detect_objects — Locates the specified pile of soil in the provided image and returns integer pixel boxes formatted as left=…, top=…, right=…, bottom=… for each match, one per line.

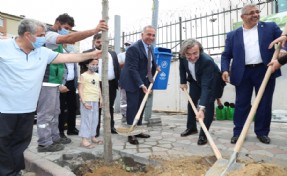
left=75, top=155, right=287, bottom=176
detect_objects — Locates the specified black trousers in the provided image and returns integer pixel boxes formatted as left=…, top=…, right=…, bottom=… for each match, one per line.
left=0, top=112, right=34, bottom=176
left=97, top=79, right=117, bottom=135
left=58, top=80, right=77, bottom=133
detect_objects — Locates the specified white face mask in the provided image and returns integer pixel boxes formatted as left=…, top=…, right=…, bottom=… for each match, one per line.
left=88, top=65, right=98, bottom=72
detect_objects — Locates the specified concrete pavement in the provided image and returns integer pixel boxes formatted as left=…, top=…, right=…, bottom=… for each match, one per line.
left=24, top=112, right=287, bottom=175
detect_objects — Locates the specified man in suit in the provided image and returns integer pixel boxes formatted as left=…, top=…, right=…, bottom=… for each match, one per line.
left=179, top=38, right=223, bottom=145
left=85, top=33, right=120, bottom=136
left=119, top=25, right=159, bottom=145
left=221, top=4, right=284, bottom=144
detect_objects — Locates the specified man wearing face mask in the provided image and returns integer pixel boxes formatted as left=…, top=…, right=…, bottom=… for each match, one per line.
left=117, top=41, right=133, bottom=123
left=83, top=33, right=121, bottom=136
left=0, top=18, right=104, bottom=176
left=36, top=13, right=108, bottom=153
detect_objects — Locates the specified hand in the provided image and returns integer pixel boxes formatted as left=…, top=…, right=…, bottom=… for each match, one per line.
left=95, top=20, right=109, bottom=33
left=222, top=71, right=230, bottom=83
left=83, top=102, right=93, bottom=110
left=267, top=59, right=282, bottom=73
left=196, top=110, right=205, bottom=121
left=279, top=49, right=287, bottom=58
left=268, top=35, right=287, bottom=49
left=59, top=85, right=69, bottom=93
left=216, top=98, right=223, bottom=106
left=91, top=50, right=102, bottom=59
left=156, top=66, right=161, bottom=72
left=180, top=84, right=187, bottom=91
left=142, top=85, right=148, bottom=94
left=99, top=100, right=103, bottom=108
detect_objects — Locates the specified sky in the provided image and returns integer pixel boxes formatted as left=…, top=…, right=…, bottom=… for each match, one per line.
left=1, top=0, right=192, bottom=31
left=1, top=0, right=223, bottom=50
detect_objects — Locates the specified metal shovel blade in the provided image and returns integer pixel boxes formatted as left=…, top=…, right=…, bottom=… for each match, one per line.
left=205, top=153, right=244, bottom=176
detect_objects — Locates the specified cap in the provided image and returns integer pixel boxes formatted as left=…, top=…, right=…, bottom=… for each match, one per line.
left=124, top=40, right=133, bottom=46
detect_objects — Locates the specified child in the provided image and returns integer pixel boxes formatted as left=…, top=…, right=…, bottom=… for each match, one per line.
left=78, top=59, right=103, bottom=149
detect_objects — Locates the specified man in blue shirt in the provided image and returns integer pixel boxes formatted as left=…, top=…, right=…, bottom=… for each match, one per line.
left=0, top=18, right=106, bottom=176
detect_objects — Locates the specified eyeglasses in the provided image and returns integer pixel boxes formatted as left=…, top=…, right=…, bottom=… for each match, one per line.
left=91, top=79, right=95, bottom=85
left=244, top=10, right=261, bottom=16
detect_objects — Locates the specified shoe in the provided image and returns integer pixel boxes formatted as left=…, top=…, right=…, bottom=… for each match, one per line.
left=231, top=136, right=239, bottom=144
left=197, top=136, right=207, bottom=145
left=128, top=136, right=139, bottom=145
left=111, top=127, right=118, bottom=134
left=54, top=136, right=71, bottom=144
left=135, top=133, right=150, bottom=138
left=60, top=132, right=67, bottom=138
left=37, top=143, right=64, bottom=152
left=67, top=129, right=79, bottom=135
left=257, top=135, right=270, bottom=144
left=180, top=128, right=198, bottom=137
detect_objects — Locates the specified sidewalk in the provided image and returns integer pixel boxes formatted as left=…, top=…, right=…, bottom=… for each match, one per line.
left=24, top=112, right=287, bottom=175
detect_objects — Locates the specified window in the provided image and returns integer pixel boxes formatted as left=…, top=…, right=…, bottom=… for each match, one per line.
left=278, top=0, right=287, bottom=13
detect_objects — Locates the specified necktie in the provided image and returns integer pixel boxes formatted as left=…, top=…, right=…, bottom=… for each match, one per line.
left=147, top=46, right=153, bottom=83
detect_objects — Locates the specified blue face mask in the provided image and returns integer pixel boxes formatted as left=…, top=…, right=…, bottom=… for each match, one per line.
left=31, top=37, right=46, bottom=49
left=58, top=28, right=69, bottom=35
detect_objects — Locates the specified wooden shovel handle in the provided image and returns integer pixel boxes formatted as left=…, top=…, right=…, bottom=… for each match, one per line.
left=132, top=71, right=159, bottom=126
left=234, top=43, right=281, bottom=152
left=183, top=89, right=222, bottom=159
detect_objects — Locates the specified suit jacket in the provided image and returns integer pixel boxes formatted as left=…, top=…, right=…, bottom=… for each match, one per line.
left=62, top=63, right=78, bottom=88
left=82, top=48, right=121, bottom=88
left=119, top=40, right=157, bottom=92
left=221, top=21, right=282, bottom=86
left=180, top=52, right=223, bottom=106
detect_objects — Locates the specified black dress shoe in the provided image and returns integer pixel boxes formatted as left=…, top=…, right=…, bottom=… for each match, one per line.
left=67, top=129, right=79, bottom=135
left=197, top=136, right=207, bottom=145
left=231, top=136, right=239, bottom=144
left=257, top=135, right=270, bottom=144
left=111, top=128, right=118, bottom=134
left=180, top=128, right=198, bottom=137
left=135, top=133, right=150, bottom=138
left=128, top=136, right=139, bottom=145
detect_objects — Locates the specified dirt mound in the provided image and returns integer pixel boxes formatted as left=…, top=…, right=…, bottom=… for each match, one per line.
left=228, top=163, right=287, bottom=176
left=76, top=155, right=287, bottom=176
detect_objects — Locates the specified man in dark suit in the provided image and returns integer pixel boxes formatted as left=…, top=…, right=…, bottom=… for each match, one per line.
left=119, top=25, right=159, bottom=145
left=83, top=33, right=121, bottom=135
left=221, top=4, right=284, bottom=144
left=179, top=38, right=223, bottom=145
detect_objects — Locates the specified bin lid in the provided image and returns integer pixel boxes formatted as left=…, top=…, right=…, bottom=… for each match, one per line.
left=154, top=47, right=172, bottom=55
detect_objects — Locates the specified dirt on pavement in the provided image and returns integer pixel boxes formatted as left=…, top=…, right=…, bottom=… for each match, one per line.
left=75, top=155, right=287, bottom=176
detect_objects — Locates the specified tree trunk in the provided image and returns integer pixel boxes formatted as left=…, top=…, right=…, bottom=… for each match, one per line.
left=101, top=0, right=113, bottom=163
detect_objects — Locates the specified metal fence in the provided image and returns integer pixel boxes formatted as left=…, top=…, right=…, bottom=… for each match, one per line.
left=112, top=1, right=276, bottom=57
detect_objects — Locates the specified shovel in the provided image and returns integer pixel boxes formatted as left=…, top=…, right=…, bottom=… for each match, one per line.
left=183, top=88, right=222, bottom=160
left=117, top=71, right=159, bottom=136
left=205, top=43, right=281, bottom=176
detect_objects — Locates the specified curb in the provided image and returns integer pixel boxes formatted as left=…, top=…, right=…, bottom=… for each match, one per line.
left=24, top=151, right=75, bottom=176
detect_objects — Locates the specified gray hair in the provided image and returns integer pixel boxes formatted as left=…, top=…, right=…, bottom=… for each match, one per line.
left=18, top=18, right=46, bottom=36
left=179, top=38, right=203, bottom=56
left=142, top=25, right=156, bottom=33
left=241, top=4, right=258, bottom=15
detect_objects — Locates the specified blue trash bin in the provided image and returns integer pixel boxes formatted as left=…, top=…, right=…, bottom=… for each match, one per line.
left=153, top=47, right=173, bottom=90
